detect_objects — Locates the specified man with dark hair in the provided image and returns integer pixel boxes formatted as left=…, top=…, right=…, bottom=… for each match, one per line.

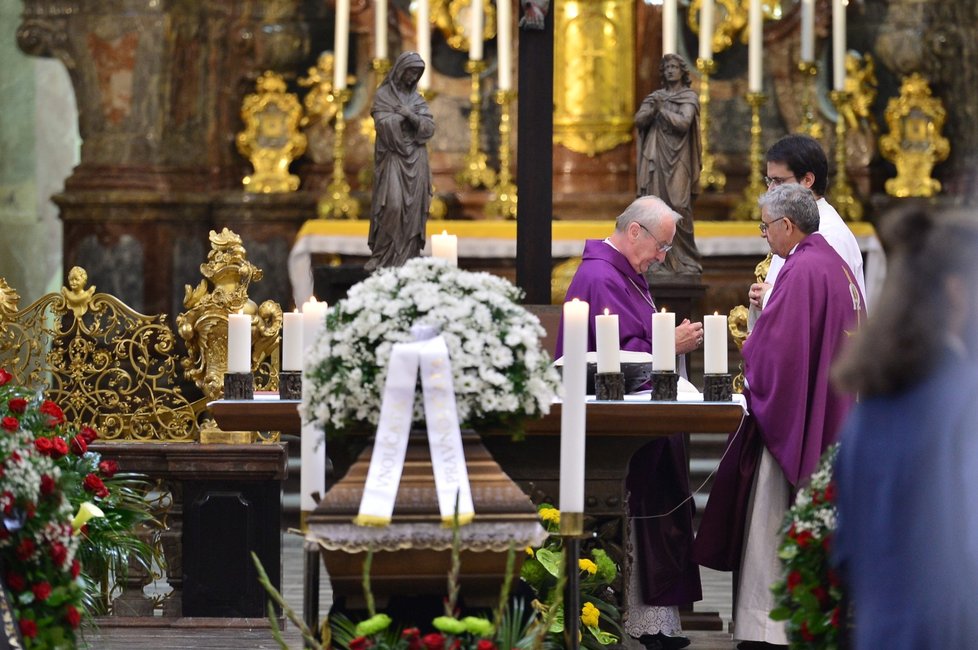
left=748, top=134, right=866, bottom=321
left=694, top=184, right=866, bottom=649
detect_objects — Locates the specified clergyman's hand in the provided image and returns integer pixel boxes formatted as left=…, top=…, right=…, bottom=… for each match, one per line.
left=675, top=318, right=704, bottom=355
left=749, top=282, right=772, bottom=310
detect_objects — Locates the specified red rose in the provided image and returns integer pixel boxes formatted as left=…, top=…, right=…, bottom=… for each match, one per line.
left=811, top=490, right=823, bottom=505
left=1, top=416, right=18, bottom=432
left=39, top=400, right=65, bottom=427
left=5, top=572, right=25, bottom=593
left=32, top=582, right=51, bottom=601
left=402, top=627, right=423, bottom=650
left=64, top=604, right=81, bottom=629
left=98, top=459, right=119, bottom=478
left=19, top=619, right=37, bottom=639
left=40, top=474, right=56, bottom=496
left=824, top=481, right=837, bottom=502
left=822, top=533, right=833, bottom=552
left=795, top=530, right=814, bottom=548
left=70, top=434, right=88, bottom=455
left=422, top=632, right=446, bottom=650
left=786, top=570, right=802, bottom=592
left=79, top=425, right=99, bottom=444
left=349, top=637, right=373, bottom=650
left=70, top=558, right=81, bottom=578
left=830, top=606, right=841, bottom=628
left=7, top=398, right=27, bottom=414
left=33, top=437, right=53, bottom=455
left=83, top=473, right=109, bottom=498
left=800, top=621, right=815, bottom=642
left=51, top=542, right=68, bottom=567
left=812, top=586, right=829, bottom=606
left=16, top=538, right=35, bottom=561
left=476, top=641, right=497, bottom=650
left=0, top=369, right=12, bottom=386
left=51, top=436, right=69, bottom=458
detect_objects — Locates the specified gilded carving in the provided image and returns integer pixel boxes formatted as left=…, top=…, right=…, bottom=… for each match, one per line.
left=431, top=0, right=497, bottom=52
left=236, top=71, right=307, bottom=193
left=298, top=52, right=342, bottom=128
left=554, top=0, right=634, bottom=157
left=879, top=73, right=949, bottom=198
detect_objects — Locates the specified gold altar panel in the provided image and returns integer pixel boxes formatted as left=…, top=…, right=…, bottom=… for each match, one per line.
left=554, top=0, right=635, bottom=158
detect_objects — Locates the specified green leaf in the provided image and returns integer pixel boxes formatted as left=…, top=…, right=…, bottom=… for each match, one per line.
left=535, top=548, right=563, bottom=578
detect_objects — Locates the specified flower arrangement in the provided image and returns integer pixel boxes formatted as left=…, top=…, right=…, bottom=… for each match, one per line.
left=0, top=368, right=157, bottom=646
left=519, top=505, right=622, bottom=649
left=770, top=444, right=843, bottom=649
left=300, top=258, right=560, bottom=434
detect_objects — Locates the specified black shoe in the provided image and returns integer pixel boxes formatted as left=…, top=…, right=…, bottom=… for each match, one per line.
left=639, top=633, right=691, bottom=650
left=736, top=642, right=788, bottom=650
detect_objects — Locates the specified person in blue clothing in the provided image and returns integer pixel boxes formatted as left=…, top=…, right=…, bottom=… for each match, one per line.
left=832, top=203, right=978, bottom=649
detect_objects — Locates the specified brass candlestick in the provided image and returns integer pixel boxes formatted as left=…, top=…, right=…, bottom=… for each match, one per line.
left=732, top=92, right=768, bottom=221
left=318, top=87, right=361, bottom=219
left=419, top=88, right=449, bottom=219
left=696, top=57, right=727, bottom=192
left=828, top=90, right=864, bottom=221
left=798, top=60, right=823, bottom=139
left=485, top=89, right=518, bottom=219
left=456, top=60, right=496, bottom=190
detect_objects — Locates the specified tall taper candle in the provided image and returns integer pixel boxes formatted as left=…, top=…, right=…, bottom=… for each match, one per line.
left=595, top=309, right=621, bottom=374
left=469, top=0, right=484, bottom=61
left=703, top=312, right=728, bottom=374
left=417, top=0, right=432, bottom=89
left=698, top=0, right=714, bottom=62
left=302, top=298, right=329, bottom=353
left=800, top=0, right=815, bottom=62
left=497, top=0, right=512, bottom=90
left=662, top=0, right=678, bottom=55
left=748, top=0, right=763, bottom=92
left=227, top=312, right=252, bottom=374
left=282, top=311, right=303, bottom=371
left=431, top=230, right=458, bottom=266
left=832, top=0, right=846, bottom=91
left=374, top=0, right=388, bottom=59
left=334, top=0, right=351, bottom=90
left=652, top=308, right=676, bottom=372
left=560, top=298, right=588, bottom=515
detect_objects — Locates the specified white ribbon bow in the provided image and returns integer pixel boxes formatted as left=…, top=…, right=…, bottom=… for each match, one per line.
left=354, top=335, right=474, bottom=527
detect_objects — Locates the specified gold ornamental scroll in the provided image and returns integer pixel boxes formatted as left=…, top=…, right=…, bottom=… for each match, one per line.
left=554, top=0, right=635, bottom=157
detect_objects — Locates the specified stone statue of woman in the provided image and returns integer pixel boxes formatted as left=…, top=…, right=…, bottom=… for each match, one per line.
left=365, top=51, right=436, bottom=272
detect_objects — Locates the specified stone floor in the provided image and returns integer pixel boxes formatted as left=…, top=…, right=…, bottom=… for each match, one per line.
left=80, top=531, right=740, bottom=649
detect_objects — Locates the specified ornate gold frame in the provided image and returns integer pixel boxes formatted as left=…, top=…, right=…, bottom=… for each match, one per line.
left=879, top=73, right=949, bottom=198
left=236, top=71, right=307, bottom=193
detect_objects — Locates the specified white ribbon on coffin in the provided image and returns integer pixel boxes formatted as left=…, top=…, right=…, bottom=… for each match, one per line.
left=354, top=334, right=475, bottom=527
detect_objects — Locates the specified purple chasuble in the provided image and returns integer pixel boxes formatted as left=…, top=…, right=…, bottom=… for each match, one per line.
left=555, top=239, right=702, bottom=606
left=693, top=233, right=865, bottom=571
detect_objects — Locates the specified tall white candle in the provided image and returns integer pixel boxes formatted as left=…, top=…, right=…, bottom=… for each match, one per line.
left=469, top=0, right=484, bottom=61
left=698, top=0, right=714, bottom=62
left=703, top=312, right=728, bottom=375
left=302, top=297, right=329, bottom=353
left=334, top=0, right=351, bottom=90
left=497, top=0, right=512, bottom=90
left=595, top=309, right=621, bottom=374
left=662, top=0, right=678, bottom=56
left=832, top=0, right=846, bottom=91
left=652, top=308, right=676, bottom=372
left=374, top=0, right=388, bottom=59
left=227, top=312, right=252, bottom=374
left=560, top=298, right=588, bottom=515
left=282, top=311, right=303, bottom=371
left=431, top=230, right=458, bottom=266
left=800, top=0, right=815, bottom=62
left=748, top=0, right=763, bottom=92
left=417, top=0, right=432, bottom=90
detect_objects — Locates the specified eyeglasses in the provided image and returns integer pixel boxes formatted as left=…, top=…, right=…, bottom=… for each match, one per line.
left=637, top=223, right=673, bottom=253
left=764, top=175, right=796, bottom=187
left=759, top=216, right=788, bottom=233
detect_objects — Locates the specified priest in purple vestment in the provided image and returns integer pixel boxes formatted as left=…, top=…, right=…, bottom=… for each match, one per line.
left=692, top=184, right=865, bottom=649
left=555, top=195, right=703, bottom=650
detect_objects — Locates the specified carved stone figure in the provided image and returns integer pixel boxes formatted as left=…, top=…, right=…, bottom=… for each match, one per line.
left=365, top=52, right=435, bottom=272
left=635, top=54, right=703, bottom=276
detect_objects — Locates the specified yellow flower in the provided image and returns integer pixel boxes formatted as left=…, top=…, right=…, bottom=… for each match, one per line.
left=539, top=507, right=560, bottom=525
left=578, top=558, right=597, bottom=575
left=581, top=601, right=600, bottom=628
left=525, top=546, right=535, bottom=557
left=72, top=501, right=105, bottom=534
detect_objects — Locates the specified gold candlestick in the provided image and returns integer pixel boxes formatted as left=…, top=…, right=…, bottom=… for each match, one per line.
left=419, top=88, right=448, bottom=219
left=456, top=60, right=496, bottom=190
left=827, top=90, right=863, bottom=221
left=733, top=92, right=768, bottom=221
left=696, top=58, right=727, bottom=192
left=798, top=60, right=823, bottom=139
left=485, top=89, right=518, bottom=219
left=318, top=87, right=360, bottom=219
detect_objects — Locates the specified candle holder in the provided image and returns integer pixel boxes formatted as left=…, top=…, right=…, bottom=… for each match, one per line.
left=456, top=60, right=496, bottom=190
left=420, top=88, right=449, bottom=219
left=223, top=371, right=255, bottom=400
left=594, top=371, right=625, bottom=401
left=650, top=370, right=679, bottom=401
left=797, top=60, right=823, bottom=139
left=827, top=90, right=864, bottom=222
left=562, top=532, right=583, bottom=650
left=279, top=370, right=302, bottom=400
left=732, top=92, right=768, bottom=221
left=318, top=87, right=361, bottom=220
left=696, top=58, right=727, bottom=192
left=703, top=373, right=733, bottom=402
left=485, top=89, right=518, bottom=219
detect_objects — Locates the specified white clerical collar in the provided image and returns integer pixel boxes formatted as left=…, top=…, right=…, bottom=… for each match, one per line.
left=603, top=237, right=622, bottom=253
